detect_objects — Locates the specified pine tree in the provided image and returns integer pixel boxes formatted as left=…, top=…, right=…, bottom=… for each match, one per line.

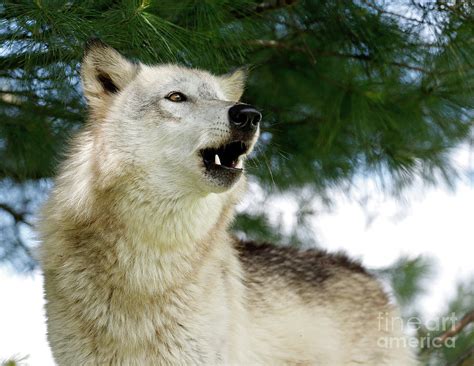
left=1, top=1, right=473, bottom=363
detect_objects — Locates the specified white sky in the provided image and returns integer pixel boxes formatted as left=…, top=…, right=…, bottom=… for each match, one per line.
left=316, top=182, right=474, bottom=318
left=0, top=154, right=473, bottom=365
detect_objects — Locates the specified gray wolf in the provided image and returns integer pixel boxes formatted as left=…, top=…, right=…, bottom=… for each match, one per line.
left=39, top=40, right=417, bottom=365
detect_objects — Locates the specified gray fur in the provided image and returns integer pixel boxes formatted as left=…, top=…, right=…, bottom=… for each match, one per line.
left=39, top=42, right=417, bottom=366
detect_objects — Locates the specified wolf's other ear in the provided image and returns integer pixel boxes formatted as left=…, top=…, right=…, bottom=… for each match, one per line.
left=81, top=39, right=139, bottom=107
left=218, top=68, right=248, bottom=102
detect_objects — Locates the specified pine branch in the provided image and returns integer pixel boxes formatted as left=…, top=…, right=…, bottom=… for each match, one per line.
left=438, top=309, right=474, bottom=343
left=316, top=51, right=429, bottom=74
left=246, top=39, right=430, bottom=73
left=362, top=0, right=439, bottom=27
left=448, top=347, right=474, bottom=366
left=246, top=39, right=306, bottom=52
left=232, top=0, right=298, bottom=19
left=0, top=203, right=32, bottom=227
left=0, top=49, right=78, bottom=70
left=11, top=235, right=36, bottom=267
left=254, top=0, right=298, bottom=13
left=0, top=204, right=36, bottom=266
left=0, top=97, right=83, bottom=122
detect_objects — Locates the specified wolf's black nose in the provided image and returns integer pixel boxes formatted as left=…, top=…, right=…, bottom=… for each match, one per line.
left=228, top=104, right=262, bottom=133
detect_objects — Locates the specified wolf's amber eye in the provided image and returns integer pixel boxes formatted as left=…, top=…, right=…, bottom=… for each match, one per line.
left=166, top=92, right=187, bottom=102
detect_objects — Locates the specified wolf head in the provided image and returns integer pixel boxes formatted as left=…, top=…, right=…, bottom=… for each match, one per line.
left=81, top=40, right=261, bottom=198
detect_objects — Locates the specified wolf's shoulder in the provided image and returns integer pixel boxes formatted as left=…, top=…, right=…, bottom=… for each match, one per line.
left=234, top=239, right=371, bottom=287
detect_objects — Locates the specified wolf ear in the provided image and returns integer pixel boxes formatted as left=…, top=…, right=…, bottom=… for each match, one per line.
left=218, top=68, right=248, bottom=102
left=81, top=39, right=139, bottom=108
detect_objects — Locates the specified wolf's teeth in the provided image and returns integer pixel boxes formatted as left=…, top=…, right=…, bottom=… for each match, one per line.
left=236, top=159, right=243, bottom=169
left=215, top=154, right=221, bottom=165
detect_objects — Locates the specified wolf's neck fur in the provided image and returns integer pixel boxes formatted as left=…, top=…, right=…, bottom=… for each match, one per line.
left=48, top=129, right=239, bottom=293
left=117, top=188, right=226, bottom=248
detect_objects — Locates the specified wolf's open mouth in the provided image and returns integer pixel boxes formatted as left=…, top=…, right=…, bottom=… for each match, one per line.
left=200, top=141, right=249, bottom=171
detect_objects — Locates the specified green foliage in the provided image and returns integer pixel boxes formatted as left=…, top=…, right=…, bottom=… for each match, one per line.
left=0, top=2, right=473, bottom=363
left=3, top=1, right=472, bottom=261
left=419, top=279, right=474, bottom=366
left=379, top=255, right=435, bottom=310
left=381, top=258, right=474, bottom=366
left=1, top=355, right=29, bottom=366
left=435, top=281, right=474, bottom=366
left=1, top=0, right=473, bottom=189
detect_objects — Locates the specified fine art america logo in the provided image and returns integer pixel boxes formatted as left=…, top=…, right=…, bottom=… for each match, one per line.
left=377, top=312, right=462, bottom=349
